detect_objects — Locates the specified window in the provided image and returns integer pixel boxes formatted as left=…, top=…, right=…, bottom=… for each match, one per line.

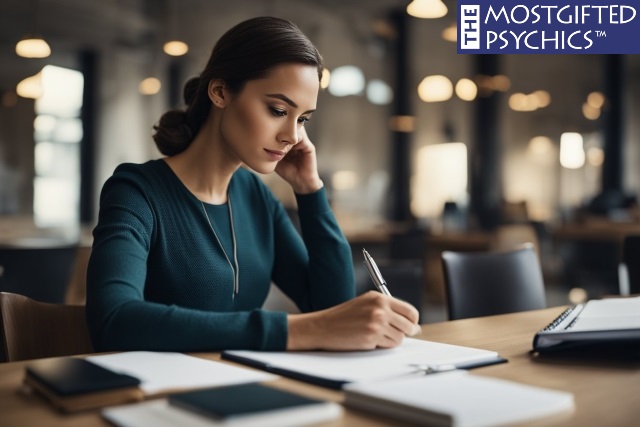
left=33, top=65, right=84, bottom=226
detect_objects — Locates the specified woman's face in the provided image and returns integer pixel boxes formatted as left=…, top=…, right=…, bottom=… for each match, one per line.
left=218, top=63, right=320, bottom=174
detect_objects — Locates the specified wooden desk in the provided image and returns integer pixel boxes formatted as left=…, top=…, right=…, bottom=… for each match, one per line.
left=1, top=307, right=638, bottom=426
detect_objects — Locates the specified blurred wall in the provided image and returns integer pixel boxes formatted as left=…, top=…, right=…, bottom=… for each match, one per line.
left=0, top=0, right=639, bottom=227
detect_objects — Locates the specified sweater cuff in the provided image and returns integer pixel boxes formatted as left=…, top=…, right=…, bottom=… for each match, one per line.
left=259, top=310, right=289, bottom=351
left=295, top=187, right=330, bottom=216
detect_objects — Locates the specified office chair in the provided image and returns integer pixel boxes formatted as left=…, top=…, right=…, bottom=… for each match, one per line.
left=0, top=244, right=78, bottom=304
left=441, top=244, right=546, bottom=320
left=621, top=235, right=640, bottom=295
left=0, top=292, right=93, bottom=362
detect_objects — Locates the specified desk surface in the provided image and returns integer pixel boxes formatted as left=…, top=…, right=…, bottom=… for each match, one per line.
left=1, top=307, right=639, bottom=426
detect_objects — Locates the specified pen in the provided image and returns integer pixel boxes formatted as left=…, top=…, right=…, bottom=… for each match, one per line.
left=362, top=248, right=392, bottom=296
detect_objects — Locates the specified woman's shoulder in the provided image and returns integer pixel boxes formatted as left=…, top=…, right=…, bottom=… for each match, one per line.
left=108, top=159, right=170, bottom=186
left=101, top=159, right=171, bottom=199
left=112, top=159, right=166, bottom=178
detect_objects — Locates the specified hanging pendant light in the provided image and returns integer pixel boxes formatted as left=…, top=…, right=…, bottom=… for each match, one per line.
left=407, top=0, right=448, bottom=19
left=16, top=0, right=51, bottom=58
left=16, top=35, right=51, bottom=58
left=163, top=41, right=189, bottom=56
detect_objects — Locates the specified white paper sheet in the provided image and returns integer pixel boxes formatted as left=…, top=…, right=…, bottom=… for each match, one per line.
left=87, top=352, right=276, bottom=395
left=225, top=338, right=501, bottom=384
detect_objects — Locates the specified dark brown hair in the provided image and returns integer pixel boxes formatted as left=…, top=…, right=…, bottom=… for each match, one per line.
left=153, top=16, right=324, bottom=156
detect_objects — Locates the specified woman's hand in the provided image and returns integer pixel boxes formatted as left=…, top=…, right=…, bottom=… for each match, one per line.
left=287, top=292, right=421, bottom=351
left=275, top=127, right=323, bottom=194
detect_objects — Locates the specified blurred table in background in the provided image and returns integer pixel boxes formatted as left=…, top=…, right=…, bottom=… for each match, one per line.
left=552, top=219, right=640, bottom=246
left=551, top=218, right=640, bottom=297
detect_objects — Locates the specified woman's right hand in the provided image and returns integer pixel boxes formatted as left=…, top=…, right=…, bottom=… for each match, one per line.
left=287, top=292, right=421, bottom=351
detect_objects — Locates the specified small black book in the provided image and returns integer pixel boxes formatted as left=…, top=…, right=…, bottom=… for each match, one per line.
left=26, top=357, right=141, bottom=396
left=168, top=383, right=341, bottom=424
left=24, top=358, right=143, bottom=412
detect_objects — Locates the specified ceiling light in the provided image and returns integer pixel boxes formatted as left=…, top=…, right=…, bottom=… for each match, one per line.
left=455, top=79, right=477, bottom=101
left=442, top=23, right=457, bottom=42
left=139, top=78, right=162, bottom=95
left=582, top=102, right=601, bottom=120
left=418, top=75, right=453, bottom=102
left=320, top=69, right=331, bottom=89
left=407, top=0, right=448, bottom=19
left=16, top=72, right=43, bottom=99
left=16, top=36, right=51, bottom=58
left=366, top=80, right=393, bottom=105
left=163, top=41, right=189, bottom=56
left=532, top=90, right=551, bottom=108
left=587, top=91, right=605, bottom=109
left=328, top=66, right=364, bottom=97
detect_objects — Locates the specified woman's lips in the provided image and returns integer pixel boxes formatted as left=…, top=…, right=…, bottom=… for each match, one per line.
left=264, top=148, right=285, bottom=161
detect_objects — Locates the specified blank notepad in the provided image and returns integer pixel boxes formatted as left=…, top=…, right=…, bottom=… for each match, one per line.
left=344, top=370, right=574, bottom=427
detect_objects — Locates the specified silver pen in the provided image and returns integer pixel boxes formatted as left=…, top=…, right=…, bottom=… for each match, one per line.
left=362, top=248, right=392, bottom=296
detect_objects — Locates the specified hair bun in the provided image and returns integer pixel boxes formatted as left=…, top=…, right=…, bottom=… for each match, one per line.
left=152, top=110, right=193, bottom=156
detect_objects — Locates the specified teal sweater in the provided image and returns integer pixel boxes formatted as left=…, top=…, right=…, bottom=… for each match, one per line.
left=86, top=160, right=355, bottom=352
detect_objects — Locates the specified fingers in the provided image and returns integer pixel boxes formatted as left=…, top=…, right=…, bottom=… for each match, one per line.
left=389, top=297, right=420, bottom=325
left=363, top=292, right=420, bottom=343
left=388, top=310, right=421, bottom=337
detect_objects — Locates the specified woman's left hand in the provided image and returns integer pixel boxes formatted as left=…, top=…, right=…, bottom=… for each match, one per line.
left=275, top=127, right=324, bottom=194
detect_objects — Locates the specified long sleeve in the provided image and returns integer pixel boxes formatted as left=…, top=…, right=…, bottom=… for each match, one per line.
left=86, top=163, right=287, bottom=352
left=269, top=187, right=356, bottom=312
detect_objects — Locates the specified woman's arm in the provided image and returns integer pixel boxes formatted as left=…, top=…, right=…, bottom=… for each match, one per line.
left=271, top=131, right=420, bottom=350
left=86, top=170, right=288, bottom=352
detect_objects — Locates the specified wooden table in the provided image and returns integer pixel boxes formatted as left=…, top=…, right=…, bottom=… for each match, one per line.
left=1, top=307, right=638, bottom=426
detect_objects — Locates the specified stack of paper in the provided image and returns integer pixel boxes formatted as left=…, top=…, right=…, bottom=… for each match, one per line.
left=344, top=370, right=574, bottom=427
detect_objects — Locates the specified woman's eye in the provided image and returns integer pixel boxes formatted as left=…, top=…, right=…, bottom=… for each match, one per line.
left=269, top=107, right=287, bottom=117
left=298, top=116, right=311, bottom=125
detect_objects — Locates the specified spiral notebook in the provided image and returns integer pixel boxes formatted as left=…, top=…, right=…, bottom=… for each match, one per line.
left=533, top=296, right=640, bottom=352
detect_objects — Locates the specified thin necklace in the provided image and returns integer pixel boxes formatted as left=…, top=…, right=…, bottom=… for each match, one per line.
left=200, top=196, right=240, bottom=298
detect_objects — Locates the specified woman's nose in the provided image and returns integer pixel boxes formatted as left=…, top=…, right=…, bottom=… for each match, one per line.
left=278, top=120, right=299, bottom=145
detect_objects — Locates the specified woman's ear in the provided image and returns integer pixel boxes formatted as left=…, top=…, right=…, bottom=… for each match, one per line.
left=208, top=79, right=227, bottom=107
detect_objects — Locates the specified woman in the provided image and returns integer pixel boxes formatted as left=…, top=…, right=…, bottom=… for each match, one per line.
left=86, top=16, right=419, bottom=353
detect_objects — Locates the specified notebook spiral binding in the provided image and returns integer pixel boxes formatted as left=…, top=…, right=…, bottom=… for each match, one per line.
left=541, top=307, right=574, bottom=332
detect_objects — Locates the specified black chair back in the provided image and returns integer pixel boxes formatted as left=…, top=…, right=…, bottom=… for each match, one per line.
left=441, top=244, right=546, bottom=320
left=0, top=244, right=77, bottom=304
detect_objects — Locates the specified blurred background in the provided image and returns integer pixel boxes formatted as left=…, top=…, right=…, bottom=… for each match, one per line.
left=1, top=0, right=639, bottom=321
